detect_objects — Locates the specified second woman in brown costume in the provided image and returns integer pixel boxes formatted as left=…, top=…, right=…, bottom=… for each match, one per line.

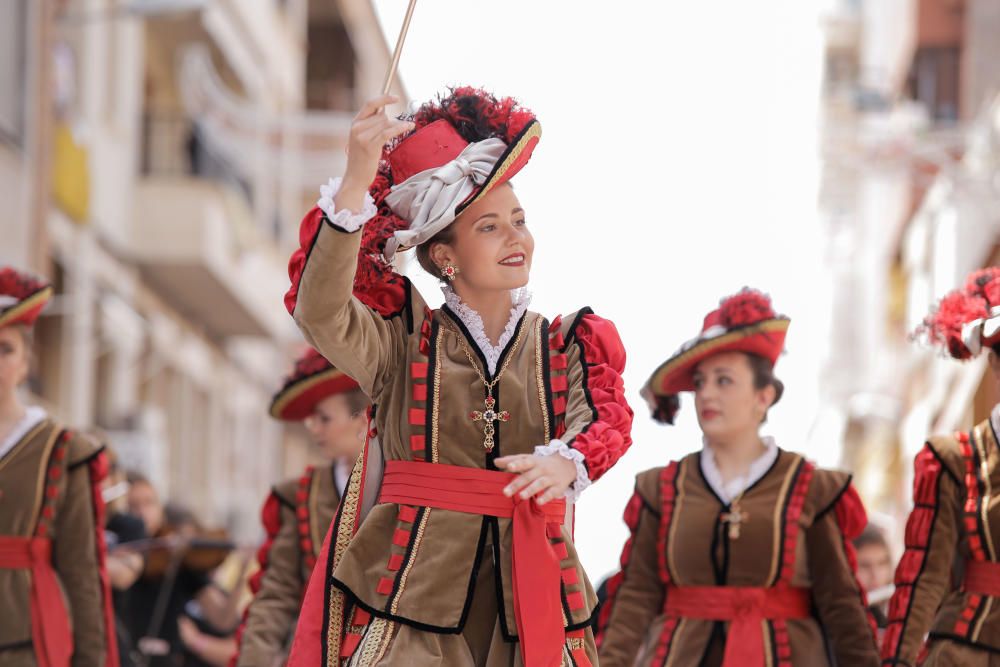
left=597, top=289, right=880, bottom=667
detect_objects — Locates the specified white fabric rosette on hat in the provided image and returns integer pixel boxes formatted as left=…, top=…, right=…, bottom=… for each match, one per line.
left=382, top=138, right=507, bottom=261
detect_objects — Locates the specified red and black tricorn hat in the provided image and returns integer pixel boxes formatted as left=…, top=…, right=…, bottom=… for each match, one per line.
left=916, top=266, right=1000, bottom=360
left=269, top=348, right=360, bottom=421
left=643, top=288, right=790, bottom=424
left=0, top=267, right=53, bottom=329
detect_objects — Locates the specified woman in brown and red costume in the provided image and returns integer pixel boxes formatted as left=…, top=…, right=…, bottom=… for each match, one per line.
left=230, top=348, right=369, bottom=667
left=281, top=87, right=633, bottom=666
left=882, top=267, right=1000, bottom=666
left=0, top=267, right=118, bottom=667
left=596, top=289, right=880, bottom=667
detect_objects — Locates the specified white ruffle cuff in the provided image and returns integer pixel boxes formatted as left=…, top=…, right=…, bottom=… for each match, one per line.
left=317, top=177, right=377, bottom=232
left=534, top=439, right=591, bottom=503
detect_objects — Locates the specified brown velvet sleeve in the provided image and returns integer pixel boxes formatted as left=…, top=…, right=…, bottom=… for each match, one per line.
left=237, top=499, right=302, bottom=667
left=881, top=441, right=962, bottom=666
left=805, top=481, right=881, bottom=666
left=292, top=220, right=414, bottom=399
left=597, top=470, right=664, bottom=667
left=57, top=453, right=107, bottom=667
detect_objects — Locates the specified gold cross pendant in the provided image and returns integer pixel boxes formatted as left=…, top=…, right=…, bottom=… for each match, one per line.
left=469, top=396, right=510, bottom=452
left=720, top=503, right=749, bottom=540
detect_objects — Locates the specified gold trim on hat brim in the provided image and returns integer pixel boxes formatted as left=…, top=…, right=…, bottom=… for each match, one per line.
left=269, top=368, right=359, bottom=421
left=646, top=318, right=791, bottom=398
left=0, top=286, right=53, bottom=329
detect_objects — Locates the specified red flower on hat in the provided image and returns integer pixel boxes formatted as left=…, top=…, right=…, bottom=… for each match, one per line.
left=965, top=267, right=1000, bottom=307
left=290, top=348, right=332, bottom=380
left=719, top=288, right=777, bottom=328
left=919, top=290, right=990, bottom=360
left=0, top=267, right=48, bottom=301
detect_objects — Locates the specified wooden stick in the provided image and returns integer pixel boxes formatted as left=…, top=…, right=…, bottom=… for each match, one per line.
left=382, top=0, right=419, bottom=96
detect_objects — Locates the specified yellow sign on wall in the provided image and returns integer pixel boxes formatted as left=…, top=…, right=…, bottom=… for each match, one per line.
left=51, top=123, right=90, bottom=224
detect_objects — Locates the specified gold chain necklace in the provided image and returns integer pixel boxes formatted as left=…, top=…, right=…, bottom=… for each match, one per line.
left=447, top=319, right=528, bottom=451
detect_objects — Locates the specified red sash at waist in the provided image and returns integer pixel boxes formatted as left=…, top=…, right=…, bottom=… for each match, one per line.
left=0, top=536, right=72, bottom=667
left=665, top=584, right=811, bottom=667
left=964, top=559, right=1000, bottom=596
left=379, top=459, right=567, bottom=667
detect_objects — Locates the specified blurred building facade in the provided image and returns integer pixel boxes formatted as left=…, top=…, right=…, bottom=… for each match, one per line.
left=0, top=0, right=403, bottom=541
left=819, top=0, right=1000, bottom=530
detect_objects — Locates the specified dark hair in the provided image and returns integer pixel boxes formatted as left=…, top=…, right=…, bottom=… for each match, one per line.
left=853, top=524, right=889, bottom=552
left=993, top=342, right=1000, bottom=357
left=415, top=225, right=457, bottom=282
left=745, top=353, right=784, bottom=422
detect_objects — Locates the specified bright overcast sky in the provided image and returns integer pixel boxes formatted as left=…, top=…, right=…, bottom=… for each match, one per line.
left=375, top=1, right=829, bottom=580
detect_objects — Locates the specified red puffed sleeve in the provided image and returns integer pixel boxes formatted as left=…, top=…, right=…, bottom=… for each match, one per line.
left=560, top=311, right=634, bottom=481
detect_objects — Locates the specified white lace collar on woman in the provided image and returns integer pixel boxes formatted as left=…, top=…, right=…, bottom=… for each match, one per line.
left=441, top=285, right=531, bottom=375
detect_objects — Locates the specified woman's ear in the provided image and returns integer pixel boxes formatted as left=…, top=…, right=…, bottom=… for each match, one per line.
left=428, top=242, right=451, bottom=272
left=758, top=383, right=777, bottom=413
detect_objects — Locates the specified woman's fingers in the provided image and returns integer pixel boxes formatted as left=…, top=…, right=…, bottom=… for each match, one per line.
left=503, top=465, right=540, bottom=496
left=496, top=455, right=535, bottom=473
left=517, top=476, right=552, bottom=500
left=356, top=95, right=399, bottom=120
left=380, top=120, right=415, bottom=144
left=536, top=487, right=561, bottom=506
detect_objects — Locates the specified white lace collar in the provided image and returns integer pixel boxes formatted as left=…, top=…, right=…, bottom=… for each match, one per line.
left=441, top=285, right=531, bottom=375
left=699, top=436, right=779, bottom=505
left=0, top=406, right=47, bottom=462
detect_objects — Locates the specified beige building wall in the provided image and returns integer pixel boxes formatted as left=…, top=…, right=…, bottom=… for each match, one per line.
left=819, top=0, right=1000, bottom=541
left=0, top=0, right=401, bottom=543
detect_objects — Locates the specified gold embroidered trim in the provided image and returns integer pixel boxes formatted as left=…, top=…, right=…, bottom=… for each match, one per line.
left=389, top=508, right=430, bottom=615
left=566, top=637, right=585, bottom=650
left=326, top=452, right=367, bottom=665
left=466, top=122, right=542, bottom=208
left=667, top=460, right=688, bottom=584
left=431, top=331, right=443, bottom=463
left=765, top=455, right=801, bottom=585
left=534, top=316, right=551, bottom=440
left=355, top=617, right=390, bottom=666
